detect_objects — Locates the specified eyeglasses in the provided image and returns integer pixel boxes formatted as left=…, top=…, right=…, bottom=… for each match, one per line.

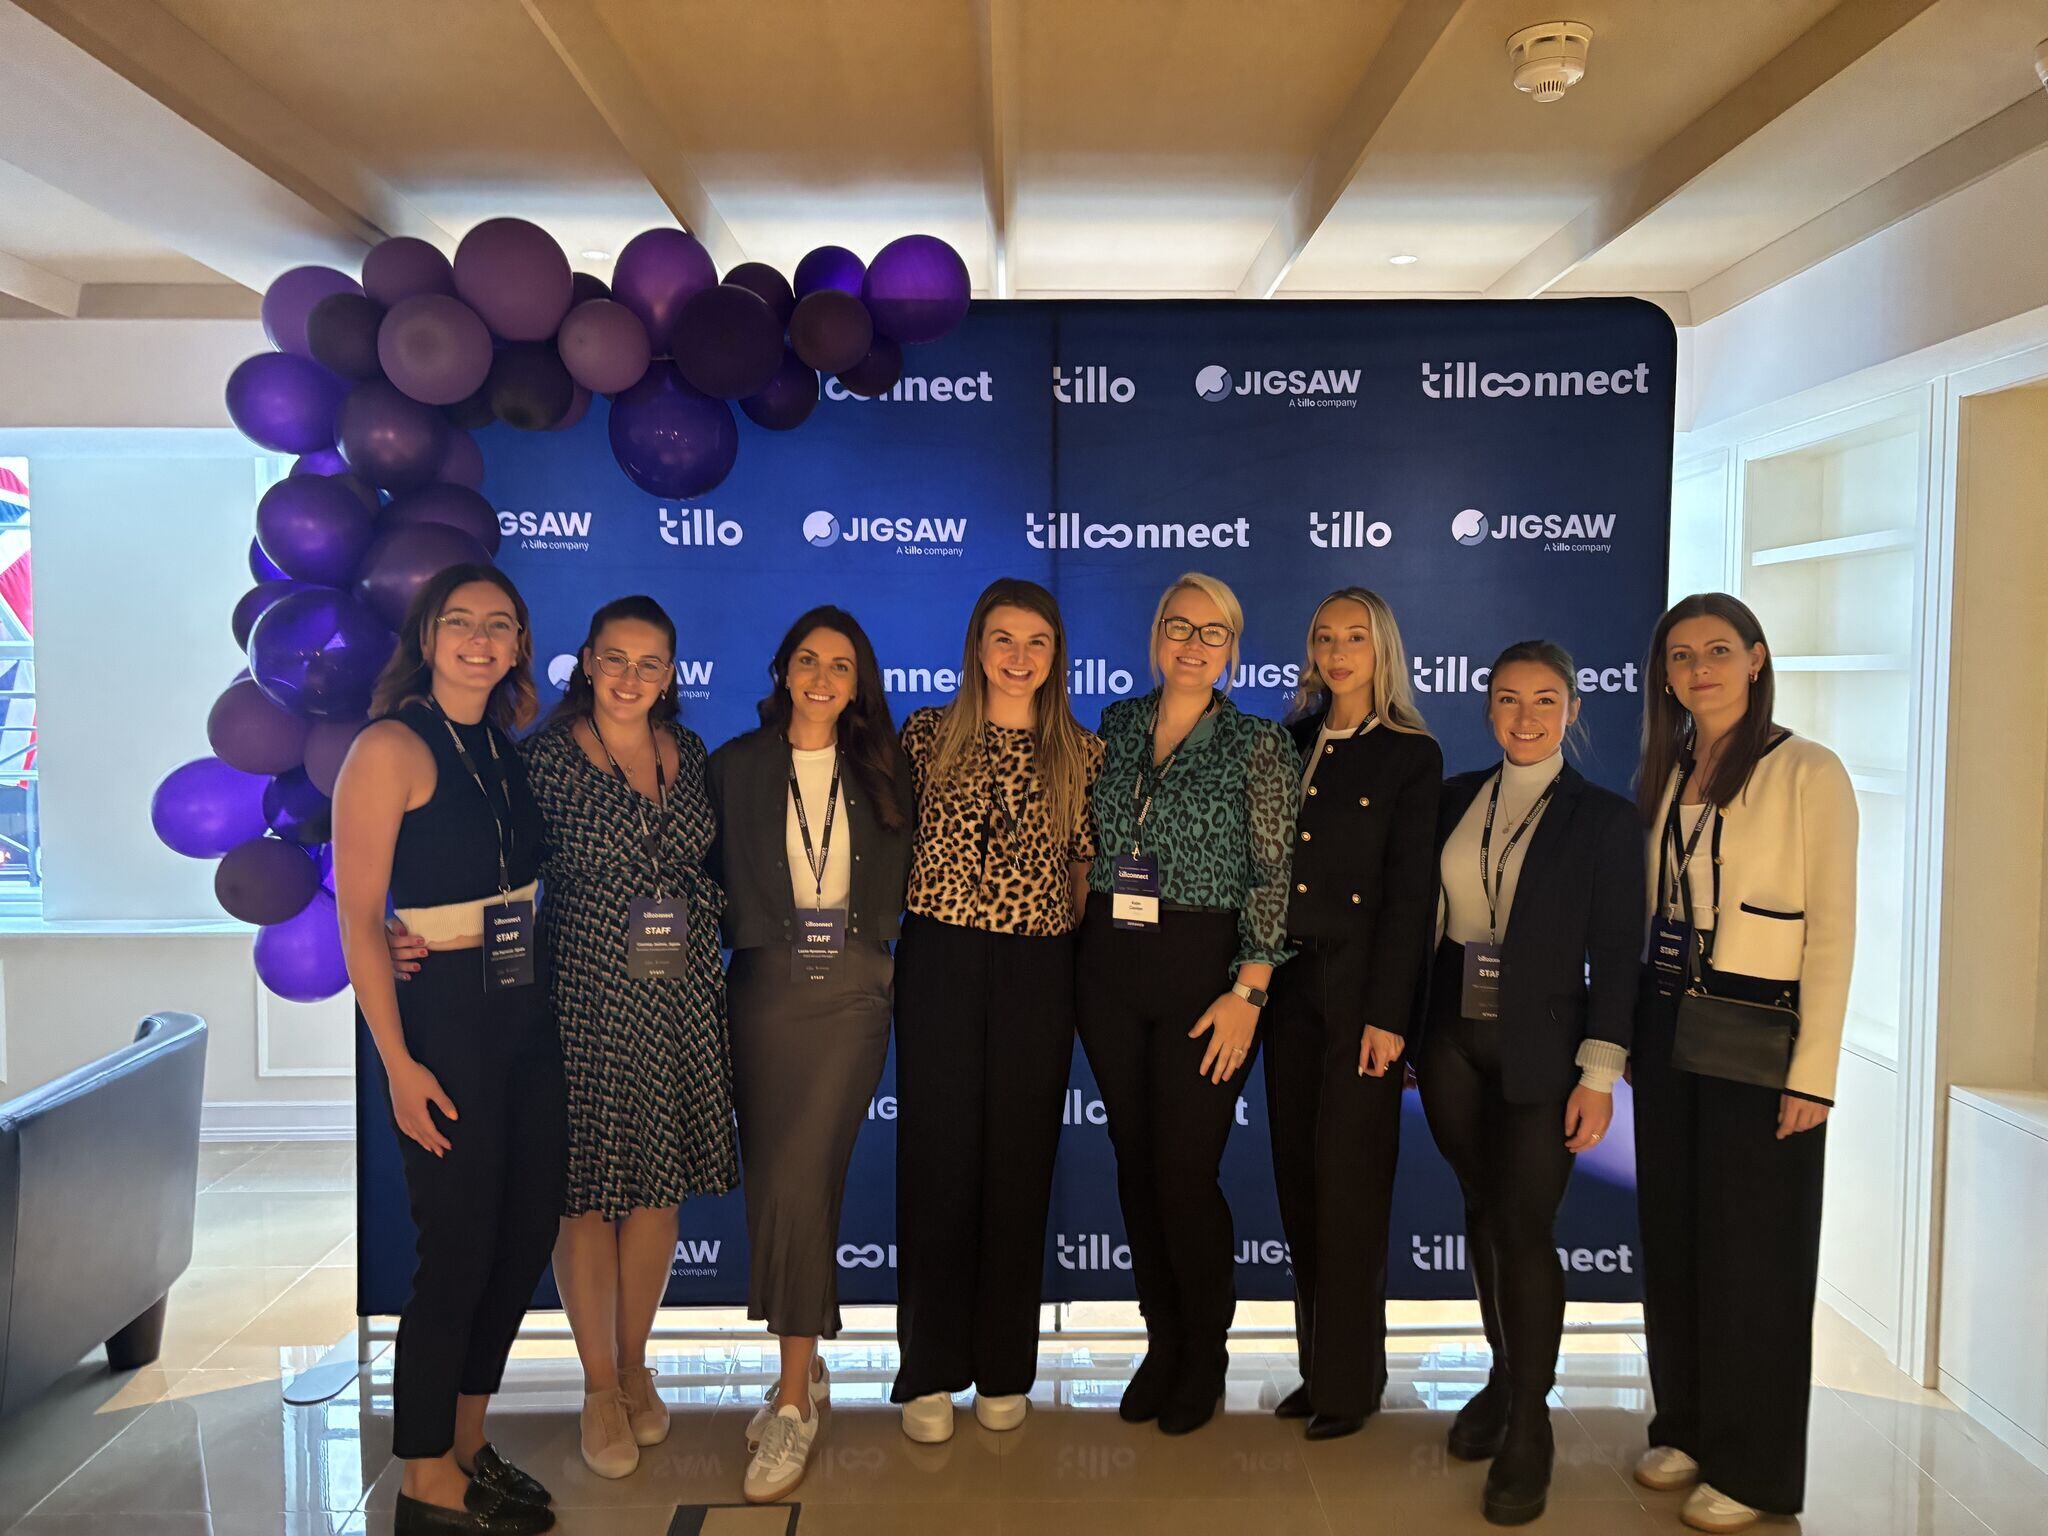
left=1161, top=615, right=1234, bottom=649
left=436, top=614, right=521, bottom=643
left=594, top=651, right=672, bottom=686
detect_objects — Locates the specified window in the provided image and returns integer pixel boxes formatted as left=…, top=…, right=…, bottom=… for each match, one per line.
left=0, top=457, right=38, bottom=906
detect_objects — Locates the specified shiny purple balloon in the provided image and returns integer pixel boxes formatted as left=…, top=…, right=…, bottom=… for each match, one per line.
left=306, top=292, right=386, bottom=380
left=254, top=888, right=349, bottom=1002
left=723, top=262, right=796, bottom=327
left=215, top=835, right=320, bottom=926
left=338, top=379, right=449, bottom=493
left=354, top=523, right=491, bottom=629
left=226, top=352, right=347, bottom=454
left=263, top=768, right=332, bottom=846
left=304, top=716, right=367, bottom=798
left=249, top=539, right=290, bottom=583
left=837, top=334, right=905, bottom=398
left=673, top=283, right=784, bottom=400
left=454, top=218, right=572, bottom=342
left=608, top=362, right=739, bottom=499
left=557, top=299, right=652, bottom=395
left=362, top=236, right=456, bottom=307
left=550, top=384, right=592, bottom=431
left=740, top=350, right=820, bottom=432
left=152, top=756, right=271, bottom=859
left=208, top=677, right=312, bottom=775
left=789, top=290, right=874, bottom=375
left=378, top=294, right=493, bottom=405
left=862, top=235, right=972, bottom=344
left=384, top=483, right=501, bottom=555
left=434, top=428, right=485, bottom=491
left=794, top=245, right=866, bottom=299
left=611, top=229, right=717, bottom=351
left=233, top=580, right=306, bottom=651
left=256, top=475, right=376, bottom=586
left=488, top=343, right=575, bottom=431
left=248, top=588, right=395, bottom=719
left=293, top=448, right=349, bottom=477
left=263, top=266, right=363, bottom=358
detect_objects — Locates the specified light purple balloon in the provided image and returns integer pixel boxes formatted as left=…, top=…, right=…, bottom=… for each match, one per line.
left=611, top=229, right=717, bottom=351
left=226, top=353, right=347, bottom=454
left=608, top=361, right=738, bottom=499
left=794, top=245, right=866, bottom=299
left=215, top=835, right=320, bottom=926
left=739, top=350, right=819, bottom=432
left=383, top=482, right=502, bottom=556
left=152, top=756, right=271, bottom=859
left=434, top=428, right=485, bottom=490
left=338, top=379, right=449, bottom=493
left=254, top=888, right=349, bottom=1002
left=454, top=218, right=573, bottom=342
left=262, top=266, right=363, bottom=358
left=255, top=475, right=376, bottom=586
left=354, top=522, right=491, bottom=629
left=304, top=716, right=367, bottom=797
left=862, top=235, right=971, bottom=344
left=208, top=677, right=312, bottom=775
left=557, top=299, right=652, bottom=395
left=362, top=236, right=456, bottom=308
left=378, top=294, right=494, bottom=406
left=248, top=588, right=395, bottom=719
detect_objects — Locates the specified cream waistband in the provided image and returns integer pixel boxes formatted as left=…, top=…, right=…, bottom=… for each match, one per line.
left=396, top=881, right=539, bottom=946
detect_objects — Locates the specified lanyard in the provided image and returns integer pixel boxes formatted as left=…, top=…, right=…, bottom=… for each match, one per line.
left=1659, top=760, right=1718, bottom=919
left=788, top=755, right=842, bottom=909
left=1131, top=696, right=1209, bottom=855
left=592, top=721, right=668, bottom=897
left=1477, top=766, right=1556, bottom=944
left=428, top=699, right=515, bottom=896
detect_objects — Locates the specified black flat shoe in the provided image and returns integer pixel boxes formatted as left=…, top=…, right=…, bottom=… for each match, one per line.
left=466, top=1443, right=551, bottom=1507
left=1449, top=1374, right=1513, bottom=1461
left=1118, top=1348, right=1181, bottom=1424
left=395, top=1483, right=555, bottom=1535
left=1274, top=1383, right=1313, bottom=1420
left=1305, top=1411, right=1367, bottom=1441
left=1482, top=1408, right=1553, bottom=1526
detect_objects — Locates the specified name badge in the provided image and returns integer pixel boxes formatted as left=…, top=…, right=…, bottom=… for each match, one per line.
left=627, top=898, right=687, bottom=981
left=483, top=897, right=536, bottom=992
left=1650, top=915, right=1691, bottom=996
left=1111, top=854, right=1161, bottom=929
left=792, top=908, right=848, bottom=982
left=1460, top=943, right=1504, bottom=1021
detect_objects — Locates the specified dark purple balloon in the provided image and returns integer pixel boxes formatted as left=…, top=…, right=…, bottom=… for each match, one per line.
left=444, top=385, right=495, bottom=431
left=862, top=235, right=972, bottom=344
left=549, top=384, right=591, bottom=431
left=384, top=483, right=501, bottom=555
left=262, top=768, right=332, bottom=846
left=611, top=229, right=717, bottom=351
left=208, top=677, right=312, bottom=775
left=226, top=353, right=347, bottom=454
left=378, top=293, right=493, bottom=405
left=789, top=290, right=874, bottom=374
left=304, top=716, right=367, bottom=797
left=249, top=538, right=289, bottom=583
left=354, top=523, right=491, bottom=629
left=434, top=428, right=485, bottom=491
left=557, top=299, right=651, bottom=395
left=293, top=448, right=349, bottom=477
left=673, top=283, right=784, bottom=400
left=329, top=472, right=381, bottom=514
left=254, top=888, right=349, bottom=1002
left=836, top=334, right=905, bottom=398
left=362, top=236, right=456, bottom=307
left=454, top=218, right=572, bottom=342
left=793, top=245, right=866, bottom=299
left=608, top=362, right=739, bottom=499
left=488, top=343, right=575, bottom=431
left=233, top=580, right=306, bottom=650
left=256, top=475, right=376, bottom=586
left=248, top=588, right=395, bottom=718
left=723, top=262, right=795, bottom=327
left=338, top=379, right=449, bottom=493
left=739, top=350, right=820, bottom=431
left=216, top=835, right=320, bottom=926
left=306, top=292, right=386, bottom=380
left=263, top=266, right=362, bottom=358
left=570, top=271, right=612, bottom=307
left=151, top=757, right=271, bottom=859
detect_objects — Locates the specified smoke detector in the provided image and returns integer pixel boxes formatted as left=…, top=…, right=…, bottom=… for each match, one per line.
left=1507, top=21, right=1593, bottom=102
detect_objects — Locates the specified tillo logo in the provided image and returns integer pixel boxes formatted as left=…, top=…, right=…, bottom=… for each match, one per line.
left=1057, top=1233, right=1133, bottom=1271
left=1055, top=365, right=1136, bottom=404
left=658, top=507, right=743, bottom=546
left=1309, top=511, right=1393, bottom=550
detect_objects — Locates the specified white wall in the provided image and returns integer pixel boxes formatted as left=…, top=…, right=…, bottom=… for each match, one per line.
left=0, top=319, right=257, bottom=429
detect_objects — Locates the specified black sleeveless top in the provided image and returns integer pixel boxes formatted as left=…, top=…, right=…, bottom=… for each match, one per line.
left=387, top=698, right=546, bottom=908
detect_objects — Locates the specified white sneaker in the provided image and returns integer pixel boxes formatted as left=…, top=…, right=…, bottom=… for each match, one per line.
left=901, top=1391, right=955, bottom=1443
left=743, top=1402, right=819, bottom=1504
left=579, top=1388, right=639, bottom=1478
left=1681, top=1483, right=1761, bottom=1533
left=1634, top=1444, right=1701, bottom=1491
left=621, top=1364, right=670, bottom=1447
left=746, top=1358, right=831, bottom=1451
left=974, top=1392, right=1028, bottom=1431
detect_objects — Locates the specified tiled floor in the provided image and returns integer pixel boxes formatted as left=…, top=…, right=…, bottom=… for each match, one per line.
left=4, top=1141, right=2045, bottom=1535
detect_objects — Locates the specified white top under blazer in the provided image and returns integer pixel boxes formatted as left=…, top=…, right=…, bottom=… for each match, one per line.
left=1643, top=732, right=1859, bottom=1102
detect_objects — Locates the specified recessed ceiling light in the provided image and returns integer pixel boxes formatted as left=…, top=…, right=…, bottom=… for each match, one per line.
left=580, top=249, right=612, bottom=261
left=1388, top=253, right=1419, bottom=266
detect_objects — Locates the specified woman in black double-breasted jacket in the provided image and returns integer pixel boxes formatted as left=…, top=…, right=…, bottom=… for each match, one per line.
left=1264, top=588, right=1442, bottom=1442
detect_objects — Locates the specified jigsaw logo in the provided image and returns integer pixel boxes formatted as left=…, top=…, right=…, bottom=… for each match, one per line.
left=1196, top=363, right=1361, bottom=408
left=670, top=1238, right=721, bottom=1278
left=497, top=507, right=593, bottom=553
left=803, top=508, right=968, bottom=557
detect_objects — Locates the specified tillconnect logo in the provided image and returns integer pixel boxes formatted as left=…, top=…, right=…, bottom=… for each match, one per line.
left=1421, top=359, right=1653, bottom=400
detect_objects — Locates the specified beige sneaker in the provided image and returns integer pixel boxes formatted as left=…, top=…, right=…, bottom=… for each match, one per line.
left=1681, top=1484, right=1761, bottom=1533
left=621, top=1364, right=670, bottom=1448
left=580, top=1388, right=639, bottom=1478
left=1635, top=1444, right=1701, bottom=1491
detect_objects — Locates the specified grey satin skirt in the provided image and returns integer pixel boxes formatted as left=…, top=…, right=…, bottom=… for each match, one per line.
left=727, top=940, right=894, bottom=1339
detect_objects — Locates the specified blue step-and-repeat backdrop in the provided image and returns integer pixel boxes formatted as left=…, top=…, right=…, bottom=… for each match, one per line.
left=358, top=297, right=1676, bottom=1317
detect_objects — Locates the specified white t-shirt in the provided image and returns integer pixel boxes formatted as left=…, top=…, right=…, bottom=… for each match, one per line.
left=786, top=744, right=852, bottom=911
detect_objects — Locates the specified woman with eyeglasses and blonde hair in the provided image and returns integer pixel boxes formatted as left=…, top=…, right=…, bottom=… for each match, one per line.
left=1077, top=571, right=1301, bottom=1436
left=891, top=577, right=1104, bottom=1444
left=1265, top=586, right=1441, bottom=1443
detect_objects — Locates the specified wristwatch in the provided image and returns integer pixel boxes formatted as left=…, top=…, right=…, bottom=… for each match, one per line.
left=1231, top=981, right=1269, bottom=1009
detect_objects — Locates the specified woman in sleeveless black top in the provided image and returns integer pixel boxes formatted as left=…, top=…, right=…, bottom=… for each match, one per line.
left=333, top=564, right=562, bottom=1536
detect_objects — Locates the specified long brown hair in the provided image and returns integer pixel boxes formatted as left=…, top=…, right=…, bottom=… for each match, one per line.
left=1487, top=638, right=1589, bottom=759
left=539, top=594, right=680, bottom=734
left=1637, top=592, right=1778, bottom=823
left=756, top=605, right=908, bottom=831
left=926, top=577, right=1092, bottom=846
left=368, top=562, right=536, bottom=731
left=1289, top=585, right=1431, bottom=734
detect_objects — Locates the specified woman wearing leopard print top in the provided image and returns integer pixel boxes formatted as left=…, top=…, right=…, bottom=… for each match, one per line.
left=890, top=577, right=1104, bottom=1445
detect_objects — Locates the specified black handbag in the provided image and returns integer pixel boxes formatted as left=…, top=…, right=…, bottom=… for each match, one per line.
left=1666, top=801, right=1798, bottom=1089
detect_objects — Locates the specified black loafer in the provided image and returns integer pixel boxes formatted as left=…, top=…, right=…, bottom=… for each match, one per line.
left=1305, top=1411, right=1367, bottom=1441
left=1482, top=1408, right=1553, bottom=1526
left=466, top=1443, right=551, bottom=1507
left=1449, top=1375, right=1513, bottom=1461
left=1119, top=1349, right=1181, bottom=1424
left=1274, top=1383, right=1313, bottom=1420
left=395, top=1484, right=555, bottom=1535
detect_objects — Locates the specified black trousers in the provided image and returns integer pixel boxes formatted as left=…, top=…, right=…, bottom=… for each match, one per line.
left=1417, top=942, right=1577, bottom=1411
left=1633, top=973, right=1826, bottom=1515
left=1075, top=896, right=1251, bottom=1368
left=1262, top=938, right=1403, bottom=1416
left=389, top=948, right=567, bottom=1459
left=891, top=913, right=1076, bottom=1401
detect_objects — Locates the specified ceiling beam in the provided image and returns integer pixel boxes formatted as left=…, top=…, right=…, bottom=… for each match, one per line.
left=0, top=251, right=83, bottom=317
left=519, top=0, right=743, bottom=271
left=1236, top=0, right=1468, bottom=299
left=1487, top=0, right=1943, bottom=299
left=971, top=0, right=1021, bottom=298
